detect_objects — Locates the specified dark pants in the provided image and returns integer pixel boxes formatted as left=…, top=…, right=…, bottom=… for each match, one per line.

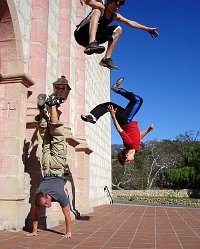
left=74, top=22, right=119, bottom=48
left=90, top=88, right=143, bottom=125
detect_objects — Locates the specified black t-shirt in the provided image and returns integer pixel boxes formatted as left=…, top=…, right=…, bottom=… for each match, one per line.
left=77, top=5, right=114, bottom=30
left=98, top=6, right=114, bottom=28
left=36, top=177, right=69, bottom=208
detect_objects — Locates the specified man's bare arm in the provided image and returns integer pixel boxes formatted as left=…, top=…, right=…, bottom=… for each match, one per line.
left=26, top=205, right=41, bottom=236
left=61, top=205, right=72, bottom=238
left=114, top=13, right=159, bottom=38
left=140, top=124, right=154, bottom=140
left=107, top=105, right=123, bottom=134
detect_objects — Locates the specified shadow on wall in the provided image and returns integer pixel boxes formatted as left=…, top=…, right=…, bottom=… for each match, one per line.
left=64, top=169, right=91, bottom=221
left=65, top=171, right=90, bottom=221
left=64, top=170, right=81, bottom=220
left=66, top=170, right=91, bottom=221
left=22, top=129, right=46, bottom=232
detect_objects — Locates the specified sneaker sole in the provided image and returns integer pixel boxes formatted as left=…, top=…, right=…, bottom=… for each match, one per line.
left=116, top=77, right=124, bottom=85
left=112, top=77, right=125, bottom=91
left=81, top=115, right=88, bottom=122
left=37, top=94, right=47, bottom=107
left=81, top=115, right=96, bottom=124
left=84, top=47, right=105, bottom=55
left=45, top=92, right=61, bottom=107
left=94, top=47, right=105, bottom=54
left=99, top=61, right=119, bottom=70
left=46, top=100, right=60, bottom=107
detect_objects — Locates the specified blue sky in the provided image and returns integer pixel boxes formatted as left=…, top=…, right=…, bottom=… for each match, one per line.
left=110, top=0, right=200, bottom=144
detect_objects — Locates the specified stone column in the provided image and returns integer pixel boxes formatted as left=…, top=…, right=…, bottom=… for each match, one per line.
left=0, top=74, right=34, bottom=230
left=74, top=142, right=93, bottom=214
left=73, top=1, right=94, bottom=214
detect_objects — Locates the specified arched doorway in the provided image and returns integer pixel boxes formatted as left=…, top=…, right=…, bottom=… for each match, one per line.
left=0, top=0, right=33, bottom=231
left=0, top=0, right=24, bottom=76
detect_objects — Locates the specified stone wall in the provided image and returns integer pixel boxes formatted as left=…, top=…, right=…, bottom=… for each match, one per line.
left=112, top=190, right=200, bottom=207
left=112, top=189, right=200, bottom=198
left=85, top=55, right=111, bottom=207
left=0, top=0, right=111, bottom=230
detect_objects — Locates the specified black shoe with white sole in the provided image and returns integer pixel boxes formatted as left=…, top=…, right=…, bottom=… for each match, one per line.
left=81, top=114, right=96, bottom=124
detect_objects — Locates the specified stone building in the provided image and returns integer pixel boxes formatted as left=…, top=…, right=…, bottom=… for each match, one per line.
left=0, top=0, right=111, bottom=230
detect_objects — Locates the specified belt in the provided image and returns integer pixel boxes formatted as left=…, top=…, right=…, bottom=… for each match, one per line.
left=44, top=174, right=63, bottom=178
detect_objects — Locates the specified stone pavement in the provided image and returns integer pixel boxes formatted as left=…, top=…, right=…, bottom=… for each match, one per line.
left=0, top=204, right=200, bottom=249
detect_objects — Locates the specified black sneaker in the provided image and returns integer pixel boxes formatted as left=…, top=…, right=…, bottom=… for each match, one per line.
left=37, top=94, right=47, bottom=110
left=84, top=41, right=105, bottom=55
left=81, top=114, right=96, bottom=124
left=99, top=58, right=118, bottom=70
left=46, top=92, right=60, bottom=107
left=111, top=77, right=124, bottom=93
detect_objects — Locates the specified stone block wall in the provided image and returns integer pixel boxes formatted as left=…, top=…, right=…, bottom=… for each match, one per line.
left=0, top=0, right=111, bottom=230
left=112, top=189, right=200, bottom=198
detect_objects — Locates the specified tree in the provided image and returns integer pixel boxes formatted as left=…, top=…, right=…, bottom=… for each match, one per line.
left=166, top=132, right=200, bottom=189
left=112, top=147, right=147, bottom=190
left=111, top=130, right=200, bottom=190
left=143, top=140, right=179, bottom=189
left=167, top=166, right=196, bottom=188
left=186, top=143, right=200, bottom=170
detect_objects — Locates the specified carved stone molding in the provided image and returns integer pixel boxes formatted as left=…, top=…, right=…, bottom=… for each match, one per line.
left=65, top=128, right=80, bottom=147
left=75, top=143, right=93, bottom=155
left=0, top=73, right=34, bottom=88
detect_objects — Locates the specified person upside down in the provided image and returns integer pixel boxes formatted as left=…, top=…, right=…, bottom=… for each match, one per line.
left=81, top=77, right=154, bottom=165
left=26, top=93, right=72, bottom=238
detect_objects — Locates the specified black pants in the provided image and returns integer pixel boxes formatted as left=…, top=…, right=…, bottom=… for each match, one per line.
left=74, top=23, right=119, bottom=48
left=90, top=88, right=143, bottom=125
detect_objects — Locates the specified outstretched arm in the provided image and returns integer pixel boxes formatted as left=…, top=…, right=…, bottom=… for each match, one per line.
left=62, top=205, right=72, bottom=239
left=114, top=13, right=159, bottom=38
left=107, top=105, right=123, bottom=133
left=140, top=124, right=154, bottom=140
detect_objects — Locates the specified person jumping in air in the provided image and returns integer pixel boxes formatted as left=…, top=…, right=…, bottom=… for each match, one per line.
left=81, top=77, right=154, bottom=165
left=26, top=93, right=72, bottom=238
left=75, top=0, right=159, bottom=70
left=80, top=0, right=106, bottom=55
